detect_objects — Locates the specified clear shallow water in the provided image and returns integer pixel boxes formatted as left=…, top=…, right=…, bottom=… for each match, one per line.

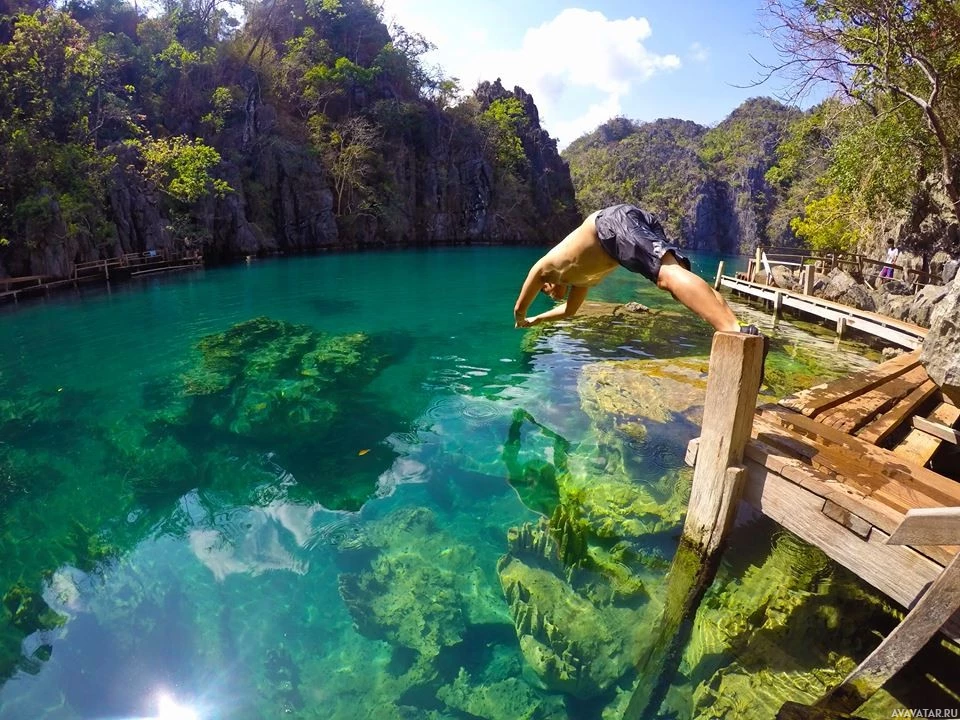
left=0, top=248, right=953, bottom=719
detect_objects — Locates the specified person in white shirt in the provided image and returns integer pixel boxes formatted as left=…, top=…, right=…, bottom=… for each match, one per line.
left=879, top=238, right=899, bottom=282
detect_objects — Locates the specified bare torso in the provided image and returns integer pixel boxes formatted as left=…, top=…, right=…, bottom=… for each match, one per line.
left=536, top=211, right=618, bottom=287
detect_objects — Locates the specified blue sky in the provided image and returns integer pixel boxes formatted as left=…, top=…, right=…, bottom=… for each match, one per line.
left=378, top=0, right=823, bottom=148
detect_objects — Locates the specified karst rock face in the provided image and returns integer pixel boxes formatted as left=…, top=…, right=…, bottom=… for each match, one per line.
left=921, top=271, right=960, bottom=403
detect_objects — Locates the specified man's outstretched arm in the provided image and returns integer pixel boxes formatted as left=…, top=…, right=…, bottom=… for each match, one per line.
left=526, top=285, right=588, bottom=326
left=514, top=263, right=545, bottom=327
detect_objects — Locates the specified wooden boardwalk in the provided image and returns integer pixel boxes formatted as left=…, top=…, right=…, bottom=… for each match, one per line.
left=627, top=335, right=959, bottom=720
left=742, top=350, right=959, bottom=639
left=0, top=249, right=202, bottom=304
left=717, top=272, right=928, bottom=349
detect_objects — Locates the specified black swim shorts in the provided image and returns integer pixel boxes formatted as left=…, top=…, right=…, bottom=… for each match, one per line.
left=594, top=204, right=690, bottom=282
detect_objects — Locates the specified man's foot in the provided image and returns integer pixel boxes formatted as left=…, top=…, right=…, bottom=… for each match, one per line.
left=739, top=324, right=769, bottom=385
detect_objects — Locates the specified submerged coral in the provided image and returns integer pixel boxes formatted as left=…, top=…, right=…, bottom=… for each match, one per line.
left=177, top=317, right=383, bottom=447
left=337, top=507, right=509, bottom=660
left=497, top=506, right=650, bottom=699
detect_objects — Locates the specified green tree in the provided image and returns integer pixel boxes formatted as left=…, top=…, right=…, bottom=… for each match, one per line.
left=763, top=0, right=960, bottom=221
left=479, top=97, right=527, bottom=172
left=134, top=135, right=231, bottom=203
left=790, top=189, right=863, bottom=252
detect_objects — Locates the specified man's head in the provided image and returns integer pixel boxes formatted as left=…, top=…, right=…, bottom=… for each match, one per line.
left=541, top=282, right=568, bottom=301
left=887, top=238, right=895, bottom=247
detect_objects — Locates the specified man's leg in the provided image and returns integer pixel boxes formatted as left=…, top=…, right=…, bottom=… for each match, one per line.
left=656, top=253, right=740, bottom=332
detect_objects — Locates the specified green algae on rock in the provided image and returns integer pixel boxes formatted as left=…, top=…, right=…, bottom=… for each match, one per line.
left=497, top=506, right=650, bottom=699
left=179, top=317, right=383, bottom=446
left=337, top=507, right=510, bottom=660
left=436, top=667, right=567, bottom=720
left=519, top=301, right=711, bottom=357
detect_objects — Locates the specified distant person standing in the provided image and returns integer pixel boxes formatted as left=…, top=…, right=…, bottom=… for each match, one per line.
left=878, top=238, right=899, bottom=283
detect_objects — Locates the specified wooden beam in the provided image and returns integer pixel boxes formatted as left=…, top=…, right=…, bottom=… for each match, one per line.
left=817, top=365, right=930, bottom=435
left=856, top=380, right=939, bottom=445
left=714, top=261, right=724, bottom=290
left=912, top=416, right=960, bottom=444
left=887, top=508, right=960, bottom=547
left=817, top=552, right=960, bottom=713
left=741, top=462, right=960, bottom=643
left=803, top=265, right=815, bottom=295
left=623, top=332, right=764, bottom=720
left=780, top=351, right=921, bottom=418
left=684, top=332, right=764, bottom=555
left=894, top=402, right=960, bottom=467
left=756, top=405, right=960, bottom=508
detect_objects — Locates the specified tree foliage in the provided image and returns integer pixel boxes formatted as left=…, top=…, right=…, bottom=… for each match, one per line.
left=763, top=0, right=960, bottom=222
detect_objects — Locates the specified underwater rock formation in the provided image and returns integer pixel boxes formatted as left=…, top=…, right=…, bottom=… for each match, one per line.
left=519, top=301, right=705, bottom=357
left=337, top=507, right=509, bottom=659
left=176, top=317, right=382, bottom=446
left=674, top=527, right=914, bottom=720
left=497, top=507, right=648, bottom=699
left=436, top=667, right=566, bottom=720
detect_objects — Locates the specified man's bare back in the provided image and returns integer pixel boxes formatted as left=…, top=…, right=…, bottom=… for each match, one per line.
left=535, top=211, right=618, bottom=288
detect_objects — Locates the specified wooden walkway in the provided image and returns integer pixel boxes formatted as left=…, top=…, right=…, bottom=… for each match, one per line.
left=0, top=249, right=202, bottom=304
left=717, top=273, right=928, bottom=349
left=743, top=350, right=959, bottom=639
left=627, top=335, right=959, bottom=720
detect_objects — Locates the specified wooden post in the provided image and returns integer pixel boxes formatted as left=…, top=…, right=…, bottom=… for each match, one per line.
left=714, top=261, right=725, bottom=290
left=752, top=247, right=762, bottom=282
left=803, top=265, right=815, bottom=295
left=683, top=332, right=764, bottom=553
left=623, top=333, right=765, bottom=720
left=773, top=290, right=783, bottom=319
left=836, top=316, right=847, bottom=339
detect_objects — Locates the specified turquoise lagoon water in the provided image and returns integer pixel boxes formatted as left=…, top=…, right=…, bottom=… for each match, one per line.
left=0, top=247, right=955, bottom=720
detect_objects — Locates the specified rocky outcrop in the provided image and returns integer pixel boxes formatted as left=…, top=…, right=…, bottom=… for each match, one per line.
left=0, top=81, right=578, bottom=278
left=496, top=508, right=647, bottom=699
left=921, top=272, right=960, bottom=403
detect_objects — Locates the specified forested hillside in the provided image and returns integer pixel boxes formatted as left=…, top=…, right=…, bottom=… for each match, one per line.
left=565, top=1, right=960, bottom=267
left=564, top=98, right=800, bottom=254
left=0, top=0, right=579, bottom=277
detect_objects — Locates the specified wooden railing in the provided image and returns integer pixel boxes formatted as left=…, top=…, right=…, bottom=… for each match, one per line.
left=747, top=248, right=941, bottom=293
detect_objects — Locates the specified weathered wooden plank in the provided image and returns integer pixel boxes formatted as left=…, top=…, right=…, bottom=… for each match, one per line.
left=685, top=437, right=699, bottom=467
left=821, top=499, right=872, bottom=539
left=856, top=380, right=939, bottom=445
left=753, top=416, right=949, bottom=512
left=817, top=552, right=960, bottom=713
left=817, top=365, right=930, bottom=434
left=747, top=427, right=958, bottom=566
left=887, top=507, right=960, bottom=547
left=741, top=462, right=960, bottom=643
left=757, top=405, right=960, bottom=506
left=893, top=401, right=960, bottom=467
left=912, top=415, right=960, bottom=444
left=684, top=332, right=764, bottom=556
left=780, top=351, right=921, bottom=418
left=891, top=428, right=940, bottom=468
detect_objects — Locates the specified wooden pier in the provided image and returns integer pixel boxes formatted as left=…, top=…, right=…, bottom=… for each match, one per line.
left=715, top=271, right=928, bottom=349
left=626, top=334, right=959, bottom=720
left=0, top=248, right=202, bottom=304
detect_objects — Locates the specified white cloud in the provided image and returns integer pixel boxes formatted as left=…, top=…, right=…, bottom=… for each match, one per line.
left=689, top=41, right=710, bottom=63
left=378, top=4, right=681, bottom=147
left=480, top=9, right=681, bottom=146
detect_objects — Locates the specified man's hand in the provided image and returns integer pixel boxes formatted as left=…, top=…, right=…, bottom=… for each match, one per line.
left=514, top=313, right=531, bottom=328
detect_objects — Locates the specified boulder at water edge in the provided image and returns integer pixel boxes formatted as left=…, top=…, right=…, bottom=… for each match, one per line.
left=921, top=272, right=960, bottom=403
